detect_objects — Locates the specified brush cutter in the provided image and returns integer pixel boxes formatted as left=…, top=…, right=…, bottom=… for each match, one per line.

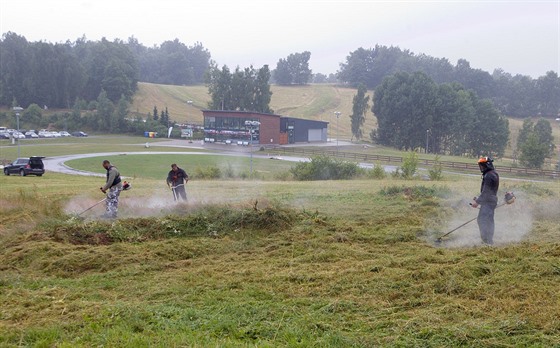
left=434, top=192, right=515, bottom=244
left=75, top=181, right=131, bottom=217
left=76, top=198, right=107, bottom=217
left=170, top=183, right=185, bottom=202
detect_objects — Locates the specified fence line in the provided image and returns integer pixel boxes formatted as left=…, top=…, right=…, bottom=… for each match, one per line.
left=269, top=146, right=559, bottom=179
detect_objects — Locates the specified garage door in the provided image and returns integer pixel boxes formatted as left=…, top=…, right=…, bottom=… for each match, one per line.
left=308, top=129, right=322, bottom=142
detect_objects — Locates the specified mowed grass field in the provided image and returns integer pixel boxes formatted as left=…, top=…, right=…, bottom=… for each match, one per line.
left=1, top=138, right=560, bottom=346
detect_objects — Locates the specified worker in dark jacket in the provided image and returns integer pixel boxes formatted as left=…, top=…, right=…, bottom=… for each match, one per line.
left=100, top=160, right=123, bottom=218
left=471, top=156, right=499, bottom=245
left=166, top=163, right=189, bottom=201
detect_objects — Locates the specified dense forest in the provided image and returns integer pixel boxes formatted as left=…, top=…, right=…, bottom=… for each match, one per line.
left=0, top=33, right=210, bottom=109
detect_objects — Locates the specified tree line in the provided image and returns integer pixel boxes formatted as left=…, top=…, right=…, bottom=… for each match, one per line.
left=3, top=32, right=558, bottom=120
left=0, top=32, right=212, bottom=109
left=338, top=45, right=560, bottom=118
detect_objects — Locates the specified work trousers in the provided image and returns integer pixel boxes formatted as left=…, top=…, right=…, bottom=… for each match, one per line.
left=477, top=204, right=496, bottom=245
left=105, top=186, right=121, bottom=218
left=172, top=184, right=187, bottom=201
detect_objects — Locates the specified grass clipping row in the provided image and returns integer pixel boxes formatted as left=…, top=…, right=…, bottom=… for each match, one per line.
left=44, top=202, right=303, bottom=245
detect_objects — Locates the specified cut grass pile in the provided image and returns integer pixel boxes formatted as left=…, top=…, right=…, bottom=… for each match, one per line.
left=1, top=173, right=559, bottom=346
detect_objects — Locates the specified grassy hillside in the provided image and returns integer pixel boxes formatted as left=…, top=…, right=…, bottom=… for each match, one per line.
left=130, top=82, right=560, bottom=166
left=131, top=82, right=378, bottom=141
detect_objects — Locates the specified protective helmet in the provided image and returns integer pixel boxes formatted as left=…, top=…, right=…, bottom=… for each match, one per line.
left=477, top=156, right=494, bottom=171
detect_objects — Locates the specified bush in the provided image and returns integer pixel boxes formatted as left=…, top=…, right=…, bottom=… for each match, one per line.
left=290, top=155, right=360, bottom=181
left=273, top=170, right=293, bottom=181
left=428, top=155, right=444, bottom=181
left=223, top=162, right=235, bottom=178
left=393, top=151, right=419, bottom=179
left=194, top=166, right=222, bottom=179
left=367, top=162, right=387, bottom=179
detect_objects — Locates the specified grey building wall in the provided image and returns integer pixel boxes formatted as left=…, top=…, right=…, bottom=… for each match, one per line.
left=280, top=117, right=329, bottom=143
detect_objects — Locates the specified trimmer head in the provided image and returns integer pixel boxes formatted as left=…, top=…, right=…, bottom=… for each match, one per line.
left=504, top=191, right=515, bottom=205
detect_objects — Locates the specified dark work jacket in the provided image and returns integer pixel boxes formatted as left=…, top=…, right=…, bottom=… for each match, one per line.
left=167, top=168, right=189, bottom=186
left=476, top=169, right=499, bottom=206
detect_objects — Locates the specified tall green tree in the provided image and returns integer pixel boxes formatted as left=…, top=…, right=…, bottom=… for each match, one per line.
left=467, top=98, right=509, bottom=157
left=535, top=71, right=560, bottom=117
left=206, top=64, right=272, bottom=113
left=94, top=90, right=115, bottom=132
left=153, top=106, right=158, bottom=121
left=432, top=83, right=475, bottom=155
left=0, top=32, right=31, bottom=106
left=273, top=58, right=291, bottom=85
left=373, top=72, right=437, bottom=150
left=21, top=103, right=43, bottom=127
left=207, top=65, right=232, bottom=110
left=116, top=95, right=129, bottom=131
left=373, top=72, right=508, bottom=156
left=253, top=65, right=273, bottom=114
left=350, top=83, right=369, bottom=141
left=273, top=52, right=312, bottom=85
left=517, top=118, right=555, bottom=168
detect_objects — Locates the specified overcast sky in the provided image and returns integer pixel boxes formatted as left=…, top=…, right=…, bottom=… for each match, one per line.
left=1, top=0, right=558, bottom=78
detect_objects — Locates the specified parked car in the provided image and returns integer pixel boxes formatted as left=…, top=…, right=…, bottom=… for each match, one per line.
left=25, top=131, right=39, bottom=138
left=59, top=131, right=71, bottom=137
left=71, top=131, right=88, bottom=137
left=38, top=131, right=53, bottom=138
left=12, top=131, right=26, bottom=139
left=3, top=156, right=45, bottom=176
left=0, top=132, right=10, bottom=139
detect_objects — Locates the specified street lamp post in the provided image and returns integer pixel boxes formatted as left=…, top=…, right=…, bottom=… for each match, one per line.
left=245, top=120, right=261, bottom=176
left=13, top=106, right=23, bottom=158
left=426, top=129, right=431, bottom=154
left=556, top=118, right=560, bottom=171
left=334, top=111, right=341, bottom=153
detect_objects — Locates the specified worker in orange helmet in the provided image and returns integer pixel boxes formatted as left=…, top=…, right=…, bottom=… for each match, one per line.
left=471, top=156, right=499, bottom=245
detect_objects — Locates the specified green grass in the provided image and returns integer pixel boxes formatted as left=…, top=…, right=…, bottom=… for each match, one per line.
left=0, top=136, right=206, bottom=162
left=1, top=163, right=559, bottom=346
left=0, top=104, right=559, bottom=346
left=65, top=153, right=295, bottom=180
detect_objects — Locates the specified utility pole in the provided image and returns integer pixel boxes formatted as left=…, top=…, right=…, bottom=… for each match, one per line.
left=245, top=120, right=261, bottom=176
left=13, top=106, right=23, bottom=158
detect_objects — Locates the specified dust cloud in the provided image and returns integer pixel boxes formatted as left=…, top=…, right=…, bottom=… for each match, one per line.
left=432, top=190, right=558, bottom=248
left=64, top=182, right=268, bottom=220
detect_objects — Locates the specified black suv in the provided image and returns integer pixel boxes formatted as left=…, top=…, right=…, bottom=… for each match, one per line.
left=3, top=156, right=45, bottom=176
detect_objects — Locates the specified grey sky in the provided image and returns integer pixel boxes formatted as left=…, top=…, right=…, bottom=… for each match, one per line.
left=1, top=0, right=558, bottom=78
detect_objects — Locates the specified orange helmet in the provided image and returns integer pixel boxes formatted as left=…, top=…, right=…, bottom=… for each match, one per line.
left=477, top=156, right=494, bottom=171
